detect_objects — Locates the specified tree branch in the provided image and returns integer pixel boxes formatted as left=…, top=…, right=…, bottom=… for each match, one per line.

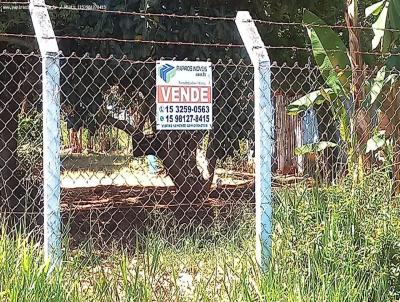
left=103, top=115, right=137, bottom=135
left=103, top=115, right=164, bottom=157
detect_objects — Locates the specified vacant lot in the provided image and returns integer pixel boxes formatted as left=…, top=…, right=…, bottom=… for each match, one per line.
left=1, top=171, right=399, bottom=302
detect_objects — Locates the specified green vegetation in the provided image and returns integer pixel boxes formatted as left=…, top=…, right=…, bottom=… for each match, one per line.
left=1, top=173, right=399, bottom=301
left=18, top=111, right=43, bottom=169
left=288, top=2, right=400, bottom=188
left=60, top=120, right=131, bottom=154
left=0, top=0, right=350, bottom=64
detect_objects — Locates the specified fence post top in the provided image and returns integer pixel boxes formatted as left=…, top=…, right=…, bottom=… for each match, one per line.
left=29, top=0, right=59, bottom=55
left=236, top=11, right=253, bottom=22
left=30, top=0, right=46, bottom=7
left=235, top=11, right=269, bottom=66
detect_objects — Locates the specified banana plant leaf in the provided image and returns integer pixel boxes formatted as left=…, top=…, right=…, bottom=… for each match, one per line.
left=303, top=10, right=351, bottom=98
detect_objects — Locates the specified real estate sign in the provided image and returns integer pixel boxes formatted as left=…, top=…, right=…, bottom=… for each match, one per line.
left=156, top=60, right=212, bottom=130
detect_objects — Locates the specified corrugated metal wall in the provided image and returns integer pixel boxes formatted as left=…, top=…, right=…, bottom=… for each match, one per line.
left=273, top=93, right=317, bottom=176
left=274, top=93, right=302, bottom=175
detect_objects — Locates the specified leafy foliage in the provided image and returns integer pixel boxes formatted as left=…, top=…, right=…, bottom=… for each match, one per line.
left=367, top=0, right=400, bottom=52
left=288, top=1, right=400, bottom=172
left=17, top=111, right=43, bottom=167
left=0, top=0, right=349, bottom=63
left=303, top=10, right=351, bottom=97
left=295, top=141, right=337, bottom=155
left=366, top=130, right=387, bottom=153
left=286, top=89, right=334, bottom=115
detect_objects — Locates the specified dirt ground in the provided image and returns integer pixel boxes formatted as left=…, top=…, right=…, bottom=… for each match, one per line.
left=61, top=183, right=254, bottom=249
left=56, top=154, right=255, bottom=248
left=10, top=154, right=303, bottom=250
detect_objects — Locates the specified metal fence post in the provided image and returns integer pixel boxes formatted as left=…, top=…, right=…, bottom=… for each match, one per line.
left=29, top=0, right=62, bottom=268
left=236, top=11, right=273, bottom=269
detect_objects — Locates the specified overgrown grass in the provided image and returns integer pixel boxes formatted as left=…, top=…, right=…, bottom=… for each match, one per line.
left=1, top=172, right=399, bottom=301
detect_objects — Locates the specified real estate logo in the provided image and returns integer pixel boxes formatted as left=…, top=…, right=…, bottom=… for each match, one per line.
left=159, top=64, right=176, bottom=83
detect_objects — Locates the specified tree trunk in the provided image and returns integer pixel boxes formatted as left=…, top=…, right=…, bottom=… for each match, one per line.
left=0, top=53, right=39, bottom=213
left=345, top=0, right=372, bottom=166
left=106, top=114, right=217, bottom=204
left=0, top=92, right=20, bottom=211
left=132, top=131, right=216, bottom=203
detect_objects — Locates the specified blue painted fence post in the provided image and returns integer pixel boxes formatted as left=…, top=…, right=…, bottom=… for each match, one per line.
left=30, top=0, right=62, bottom=269
left=236, top=11, right=273, bottom=269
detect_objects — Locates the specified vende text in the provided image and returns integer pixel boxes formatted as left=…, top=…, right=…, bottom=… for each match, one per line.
left=157, top=86, right=211, bottom=103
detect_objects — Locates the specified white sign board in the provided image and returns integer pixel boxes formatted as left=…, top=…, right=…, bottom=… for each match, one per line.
left=156, top=60, right=213, bottom=130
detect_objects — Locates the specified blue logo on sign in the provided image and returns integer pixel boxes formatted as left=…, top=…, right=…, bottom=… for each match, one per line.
left=159, top=64, right=176, bottom=83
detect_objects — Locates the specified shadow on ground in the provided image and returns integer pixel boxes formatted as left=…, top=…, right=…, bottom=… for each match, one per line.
left=61, top=183, right=255, bottom=250
left=5, top=182, right=255, bottom=252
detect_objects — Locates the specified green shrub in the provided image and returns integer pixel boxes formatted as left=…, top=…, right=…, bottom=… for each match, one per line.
left=17, top=111, right=43, bottom=169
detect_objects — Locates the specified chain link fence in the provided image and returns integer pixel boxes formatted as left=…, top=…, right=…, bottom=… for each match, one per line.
left=59, top=53, right=256, bottom=250
left=1, top=8, right=400, bottom=299
left=0, top=50, right=259, bottom=246
left=2, top=50, right=400, bottom=243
